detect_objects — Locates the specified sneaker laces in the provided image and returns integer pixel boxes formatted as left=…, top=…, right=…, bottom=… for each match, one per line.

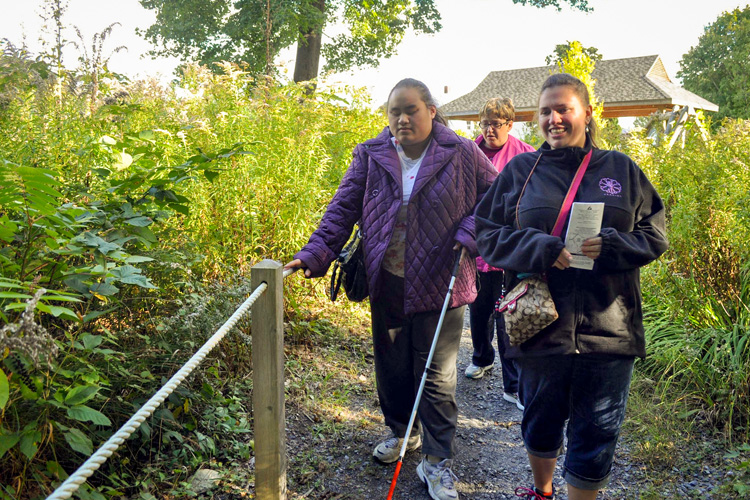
left=381, top=436, right=400, bottom=450
left=434, top=460, right=458, bottom=490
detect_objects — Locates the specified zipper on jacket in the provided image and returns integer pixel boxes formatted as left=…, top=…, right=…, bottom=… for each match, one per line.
left=574, top=269, right=583, bottom=354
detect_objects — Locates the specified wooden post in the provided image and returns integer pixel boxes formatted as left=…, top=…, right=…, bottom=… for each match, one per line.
left=251, top=260, right=287, bottom=499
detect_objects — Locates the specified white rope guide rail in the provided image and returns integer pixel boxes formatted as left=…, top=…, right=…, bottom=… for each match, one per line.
left=46, top=267, right=297, bottom=500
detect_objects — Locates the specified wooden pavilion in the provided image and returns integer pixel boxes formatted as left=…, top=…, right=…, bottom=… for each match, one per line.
left=441, top=55, right=718, bottom=122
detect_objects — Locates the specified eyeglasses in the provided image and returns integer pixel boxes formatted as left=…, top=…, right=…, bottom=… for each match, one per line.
left=479, top=120, right=510, bottom=130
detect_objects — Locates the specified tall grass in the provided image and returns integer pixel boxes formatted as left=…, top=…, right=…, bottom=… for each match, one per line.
left=628, top=119, right=750, bottom=441
left=166, top=64, right=384, bottom=277
left=0, top=48, right=383, bottom=498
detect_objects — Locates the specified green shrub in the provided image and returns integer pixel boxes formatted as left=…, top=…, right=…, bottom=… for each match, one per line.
left=0, top=42, right=383, bottom=497
left=168, top=64, right=384, bottom=277
left=627, top=118, right=750, bottom=440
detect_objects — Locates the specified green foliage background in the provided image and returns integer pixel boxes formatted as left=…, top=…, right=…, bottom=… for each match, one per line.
left=678, top=5, right=750, bottom=122
left=626, top=119, right=750, bottom=442
left=2, top=25, right=750, bottom=498
left=0, top=41, right=382, bottom=499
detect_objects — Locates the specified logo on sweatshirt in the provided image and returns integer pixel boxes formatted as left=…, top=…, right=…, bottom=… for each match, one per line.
left=599, top=177, right=622, bottom=196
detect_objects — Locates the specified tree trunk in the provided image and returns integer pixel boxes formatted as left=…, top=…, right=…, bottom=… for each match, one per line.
left=292, top=0, right=325, bottom=87
left=264, top=0, right=273, bottom=78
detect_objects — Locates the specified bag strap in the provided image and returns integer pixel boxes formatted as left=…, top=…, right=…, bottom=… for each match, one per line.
left=329, top=221, right=362, bottom=302
left=515, top=149, right=593, bottom=237
left=330, top=260, right=343, bottom=301
left=551, top=150, right=592, bottom=237
left=515, top=154, right=542, bottom=232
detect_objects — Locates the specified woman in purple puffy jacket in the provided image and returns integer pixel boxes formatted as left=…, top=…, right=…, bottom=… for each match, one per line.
left=286, top=78, right=497, bottom=499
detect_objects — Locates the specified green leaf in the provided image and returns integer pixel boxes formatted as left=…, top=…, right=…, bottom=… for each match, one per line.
left=80, top=371, right=101, bottom=384
left=0, top=280, right=26, bottom=289
left=121, top=275, right=158, bottom=289
left=204, top=170, right=220, bottom=183
left=109, top=264, right=140, bottom=279
left=67, top=405, right=112, bottom=426
left=42, top=293, right=82, bottom=303
left=90, top=282, right=119, bottom=296
left=139, top=420, right=151, bottom=438
left=186, top=153, right=211, bottom=164
left=82, top=307, right=118, bottom=323
left=124, top=255, right=154, bottom=263
left=23, top=179, right=63, bottom=198
left=678, top=409, right=700, bottom=419
left=20, top=429, right=41, bottom=459
left=169, top=203, right=189, bottom=216
left=132, top=226, right=157, bottom=245
left=0, top=430, right=20, bottom=458
left=35, top=303, right=78, bottom=320
left=64, top=276, right=91, bottom=294
left=86, top=487, right=108, bottom=500
left=82, top=334, right=103, bottom=350
left=153, top=188, right=180, bottom=202
left=65, top=385, right=100, bottom=406
left=0, top=292, right=32, bottom=299
left=139, top=130, right=155, bottom=141
left=64, top=428, right=93, bottom=455
left=0, top=214, right=18, bottom=243
left=46, top=460, right=69, bottom=480
left=0, top=369, right=8, bottom=410
left=4, top=302, right=32, bottom=312
left=74, top=232, right=122, bottom=255
left=125, top=216, right=153, bottom=227
left=100, top=135, right=117, bottom=145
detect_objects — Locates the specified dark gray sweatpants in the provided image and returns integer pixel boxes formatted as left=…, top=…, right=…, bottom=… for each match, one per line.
left=370, top=271, right=465, bottom=459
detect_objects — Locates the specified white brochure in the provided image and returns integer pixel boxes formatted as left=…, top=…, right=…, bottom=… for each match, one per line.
left=564, top=202, right=604, bottom=270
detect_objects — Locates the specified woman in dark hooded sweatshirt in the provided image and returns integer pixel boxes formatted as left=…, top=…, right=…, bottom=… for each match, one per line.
left=475, top=73, right=668, bottom=500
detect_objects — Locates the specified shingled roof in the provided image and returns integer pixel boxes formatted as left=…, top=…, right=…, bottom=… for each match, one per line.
left=441, top=55, right=719, bottom=122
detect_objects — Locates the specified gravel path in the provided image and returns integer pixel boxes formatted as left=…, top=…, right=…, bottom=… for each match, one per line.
left=280, top=310, right=732, bottom=499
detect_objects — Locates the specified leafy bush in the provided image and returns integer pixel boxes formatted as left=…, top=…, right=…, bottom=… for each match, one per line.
left=169, top=63, right=384, bottom=277
left=627, top=118, right=750, bottom=440
left=0, top=38, right=382, bottom=497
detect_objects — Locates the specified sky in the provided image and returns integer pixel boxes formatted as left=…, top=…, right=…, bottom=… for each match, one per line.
left=3, top=0, right=748, bottom=113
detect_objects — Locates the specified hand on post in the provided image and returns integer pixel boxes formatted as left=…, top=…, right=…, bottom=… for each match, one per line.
left=284, top=259, right=312, bottom=278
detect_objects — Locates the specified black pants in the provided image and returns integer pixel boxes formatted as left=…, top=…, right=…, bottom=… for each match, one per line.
left=370, top=271, right=464, bottom=459
left=468, top=270, right=519, bottom=393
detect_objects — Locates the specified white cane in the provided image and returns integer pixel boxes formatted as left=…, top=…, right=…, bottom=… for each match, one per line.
left=386, top=249, right=463, bottom=499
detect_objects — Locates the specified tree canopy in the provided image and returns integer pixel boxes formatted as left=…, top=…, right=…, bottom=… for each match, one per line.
left=545, top=40, right=602, bottom=65
left=138, top=0, right=594, bottom=83
left=678, top=5, right=750, bottom=122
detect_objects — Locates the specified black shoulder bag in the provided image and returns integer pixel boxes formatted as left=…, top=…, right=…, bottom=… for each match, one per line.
left=329, top=224, right=368, bottom=302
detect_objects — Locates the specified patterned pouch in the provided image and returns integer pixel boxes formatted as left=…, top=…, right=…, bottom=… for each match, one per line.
left=495, top=275, right=558, bottom=346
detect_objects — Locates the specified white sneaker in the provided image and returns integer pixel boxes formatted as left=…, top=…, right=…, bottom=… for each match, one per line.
left=503, top=392, right=524, bottom=411
left=372, top=434, right=421, bottom=463
left=464, top=363, right=492, bottom=379
left=417, top=457, right=459, bottom=500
